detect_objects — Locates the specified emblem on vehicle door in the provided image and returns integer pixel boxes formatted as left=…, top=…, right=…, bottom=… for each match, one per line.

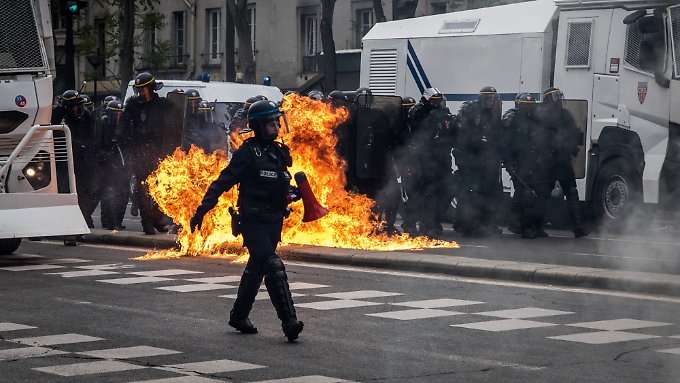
left=15, top=95, right=27, bottom=107
left=637, top=81, right=648, bottom=104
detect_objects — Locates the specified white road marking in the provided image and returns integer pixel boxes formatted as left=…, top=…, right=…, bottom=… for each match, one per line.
left=451, top=319, right=557, bottom=332
left=185, top=276, right=242, bottom=284
left=129, top=377, right=225, bottom=383
left=367, top=308, right=463, bottom=320
left=548, top=331, right=661, bottom=344
left=78, top=345, right=181, bottom=359
left=566, top=318, right=673, bottom=331
left=288, top=282, right=330, bottom=290
left=50, top=258, right=93, bottom=264
left=657, top=347, right=680, bottom=355
left=0, top=322, right=36, bottom=332
left=76, top=263, right=135, bottom=270
left=48, top=270, right=119, bottom=278
left=97, top=276, right=175, bottom=285
left=0, top=347, right=67, bottom=361
left=391, top=298, right=484, bottom=308
left=11, top=333, right=104, bottom=346
left=156, top=283, right=236, bottom=292
left=474, top=307, right=574, bottom=319
left=248, top=376, right=356, bottom=383
left=296, top=299, right=383, bottom=310
left=219, top=291, right=305, bottom=300
left=5, top=253, right=45, bottom=259
left=0, top=264, right=64, bottom=272
left=130, top=269, right=204, bottom=277
left=316, top=290, right=403, bottom=300
left=285, top=261, right=680, bottom=304
left=33, top=360, right=146, bottom=376
left=164, top=359, right=265, bottom=374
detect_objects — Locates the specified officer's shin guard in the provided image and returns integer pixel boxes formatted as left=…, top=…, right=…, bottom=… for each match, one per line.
left=229, top=269, right=263, bottom=334
left=264, top=258, right=304, bottom=342
left=566, top=187, right=587, bottom=238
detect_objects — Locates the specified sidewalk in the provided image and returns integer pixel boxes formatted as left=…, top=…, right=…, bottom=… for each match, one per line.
left=82, top=228, right=680, bottom=298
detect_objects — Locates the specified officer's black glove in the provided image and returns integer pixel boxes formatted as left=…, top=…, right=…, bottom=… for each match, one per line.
left=190, top=212, right=205, bottom=233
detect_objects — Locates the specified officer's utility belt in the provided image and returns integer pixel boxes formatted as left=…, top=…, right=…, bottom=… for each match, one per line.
left=233, top=207, right=285, bottom=228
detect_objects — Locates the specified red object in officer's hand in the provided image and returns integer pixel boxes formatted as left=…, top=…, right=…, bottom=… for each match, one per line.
left=294, top=172, right=329, bottom=222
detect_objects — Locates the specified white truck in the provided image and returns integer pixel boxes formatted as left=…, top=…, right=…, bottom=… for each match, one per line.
left=0, top=0, right=89, bottom=254
left=360, top=0, right=680, bottom=225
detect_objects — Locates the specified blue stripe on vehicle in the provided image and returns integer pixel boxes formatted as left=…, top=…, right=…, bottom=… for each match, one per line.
left=407, top=41, right=432, bottom=89
left=407, top=56, right=425, bottom=94
left=444, top=93, right=541, bottom=102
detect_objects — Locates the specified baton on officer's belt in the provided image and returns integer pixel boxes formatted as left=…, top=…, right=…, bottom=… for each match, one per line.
left=505, top=166, right=538, bottom=199
left=391, top=155, right=408, bottom=204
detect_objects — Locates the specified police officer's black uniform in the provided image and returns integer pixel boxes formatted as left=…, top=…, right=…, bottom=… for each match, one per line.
left=122, top=72, right=172, bottom=235
left=52, top=90, right=98, bottom=228
left=539, top=87, right=587, bottom=238
left=98, top=100, right=130, bottom=230
left=503, top=94, right=554, bottom=238
left=406, top=88, right=454, bottom=237
left=190, top=100, right=304, bottom=342
left=455, top=87, right=503, bottom=237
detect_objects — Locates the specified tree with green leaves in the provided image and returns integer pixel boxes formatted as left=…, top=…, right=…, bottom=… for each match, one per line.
left=226, top=0, right=255, bottom=84
left=320, top=0, right=337, bottom=91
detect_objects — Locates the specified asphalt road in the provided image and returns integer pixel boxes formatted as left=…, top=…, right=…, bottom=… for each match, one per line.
left=92, top=205, right=680, bottom=275
left=1, top=241, right=679, bottom=382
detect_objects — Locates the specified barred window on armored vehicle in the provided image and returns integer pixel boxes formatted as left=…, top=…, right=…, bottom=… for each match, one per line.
left=565, top=20, right=593, bottom=68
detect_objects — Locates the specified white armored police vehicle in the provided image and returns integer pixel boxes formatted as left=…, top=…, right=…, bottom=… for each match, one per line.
left=0, top=0, right=89, bottom=254
left=360, top=0, right=680, bottom=226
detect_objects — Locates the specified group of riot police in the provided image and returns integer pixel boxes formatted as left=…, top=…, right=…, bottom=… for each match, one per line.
left=328, top=86, right=588, bottom=239
left=51, top=72, right=222, bottom=237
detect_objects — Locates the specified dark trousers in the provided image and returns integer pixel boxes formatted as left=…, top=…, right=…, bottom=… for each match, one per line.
left=100, top=159, right=131, bottom=229
left=517, top=182, right=552, bottom=233
left=131, top=144, right=164, bottom=232
left=74, top=149, right=98, bottom=227
left=554, top=162, right=584, bottom=231
left=231, top=218, right=298, bottom=324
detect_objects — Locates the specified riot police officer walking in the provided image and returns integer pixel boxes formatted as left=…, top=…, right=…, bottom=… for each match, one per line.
left=98, top=100, right=130, bottom=230
left=189, top=100, right=304, bottom=342
left=539, top=87, right=588, bottom=238
left=455, top=86, right=503, bottom=237
left=122, top=72, right=172, bottom=235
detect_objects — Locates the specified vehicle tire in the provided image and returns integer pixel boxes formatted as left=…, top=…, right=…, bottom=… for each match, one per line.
left=0, top=238, right=22, bottom=255
left=592, top=158, right=642, bottom=230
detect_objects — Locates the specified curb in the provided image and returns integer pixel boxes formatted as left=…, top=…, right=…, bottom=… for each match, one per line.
left=82, top=231, right=680, bottom=298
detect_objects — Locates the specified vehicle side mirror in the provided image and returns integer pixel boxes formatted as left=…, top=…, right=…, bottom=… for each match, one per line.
left=636, top=15, right=670, bottom=88
left=623, top=10, right=646, bottom=25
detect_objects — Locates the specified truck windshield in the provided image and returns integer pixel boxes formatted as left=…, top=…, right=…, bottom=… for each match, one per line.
left=672, top=5, right=680, bottom=78
left=0, top=1, right=46, bottom=73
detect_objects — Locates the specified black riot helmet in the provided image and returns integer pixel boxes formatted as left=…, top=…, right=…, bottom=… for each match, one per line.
left=401, top=96, right=417, bottom=111
left=185, top=89, right=201, bottom=114
left=244, top=95, right=268, bottom=110
left=307, top=90, right=324, bottom=101
left=102, top=95, right=119, bottom=107
left=247, top=100, right=285, bottom=142
left=198, top=100, right=214, bottom=123
left=133, top=72, right=162, bottom=102
left=61, top=89, right=83, bottom=119
left=542, top=87, right=564, bottom=108
left=514, top=93, right=537, bottom=115
left=105, top=100, right=124, bottom=126
left=479, top=86, right=498, bottom=110
left=421, top=88, right=445, bottom=109
left=80, top=94, right=93, bottom=111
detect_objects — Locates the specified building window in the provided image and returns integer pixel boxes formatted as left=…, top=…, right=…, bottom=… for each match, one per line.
left=355, top=8, right=375, bottom=48
left=95, top=19, right=106, bottom=77
left=430, top=1, right=448, bottom=14
left=143, top=24, right=157, bottom=60
left=207, top=8, right=221, bottom=65
left=302, top=13, right=319, bottom=73
left=247, top=5, right=256, bottom=53
left=173, top=11, right=185, bottom=65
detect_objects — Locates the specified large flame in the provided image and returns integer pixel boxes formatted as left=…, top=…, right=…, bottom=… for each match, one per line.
left=142, top=94, right=457, bottom=261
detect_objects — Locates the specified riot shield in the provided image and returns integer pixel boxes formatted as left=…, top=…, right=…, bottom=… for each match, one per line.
left=563, top=99, right=588, bottom=179
left=162, top=91, right=187, bottom=155
left=353, top=95, right=404, bottom=182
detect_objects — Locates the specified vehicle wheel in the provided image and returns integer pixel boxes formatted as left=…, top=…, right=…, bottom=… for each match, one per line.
left=592, top=158, right=642, bottom=230
left=0, top=238, right=22, bottom=255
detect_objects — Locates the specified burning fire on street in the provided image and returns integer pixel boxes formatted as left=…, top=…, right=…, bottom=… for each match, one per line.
left=139, top=94, right=458, bottom=261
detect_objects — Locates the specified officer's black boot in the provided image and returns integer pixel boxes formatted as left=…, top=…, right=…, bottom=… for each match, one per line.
left=566, top=187, right=587, bottom=238
left=229, top=270, right=262, bottom=334
left=264, top=258, right=303, bottom=342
